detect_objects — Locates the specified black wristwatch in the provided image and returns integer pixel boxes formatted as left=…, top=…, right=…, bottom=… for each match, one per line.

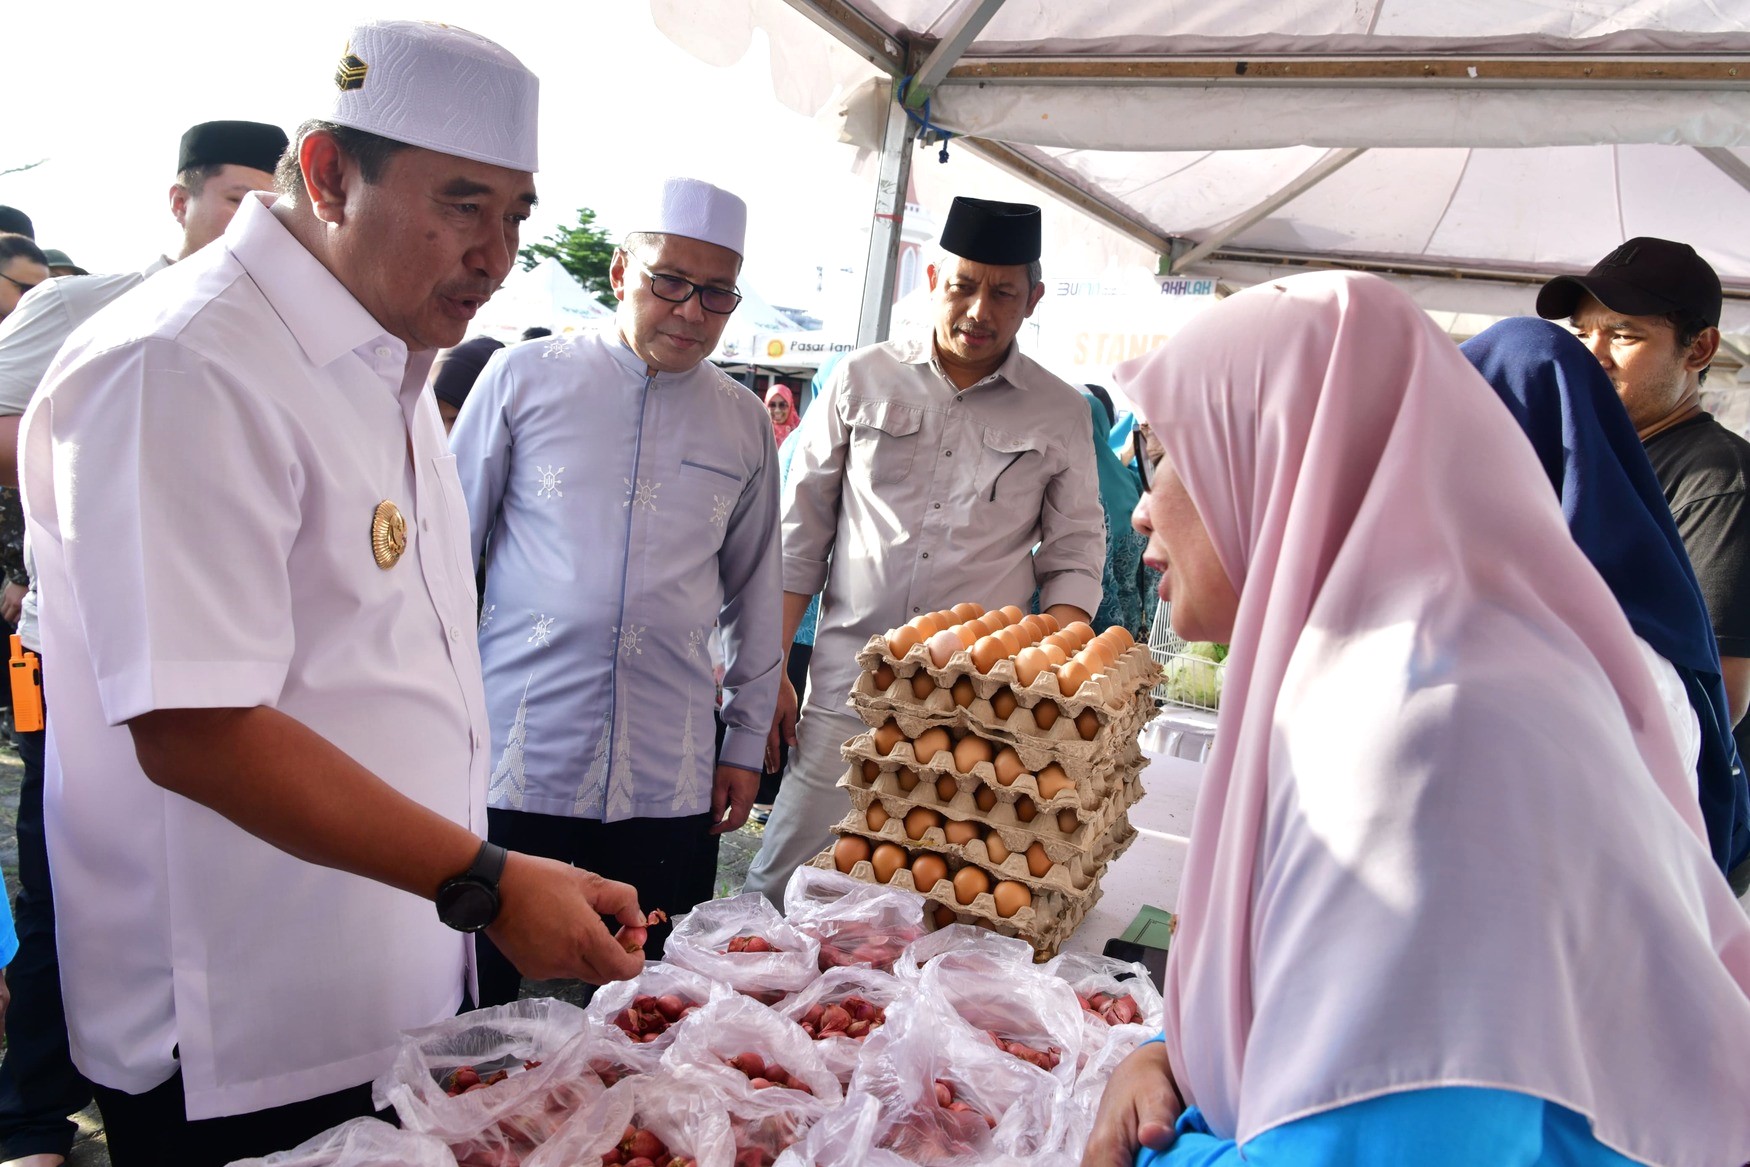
left=436, top=840, right=507, bottom=932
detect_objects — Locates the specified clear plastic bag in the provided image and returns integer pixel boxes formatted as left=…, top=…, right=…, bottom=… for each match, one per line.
left=844, top=992, right=1074, bottom=1165
left=916, top=951, right=1086, bottom=1090
left=780, top=866, right=929, bottom=973
left=525, top=1071, right=737, bottom=1167
left=583, top=961, right=730, bottom=1057
left=660, top=994, right=842, bottom=1106
left=664, top=893, right=822, bottom=1003
left=890, top=924, right=1034, bottom=984
left=774, top=967, right=908, bottom=1085
left=1039, top=951, right=1163, bottom=1094
left=770, top=1095, right=913, bottom=1167
left=372, top=998, right=597, bottom=1164
left=226, top=1117, right=458, bottom=1167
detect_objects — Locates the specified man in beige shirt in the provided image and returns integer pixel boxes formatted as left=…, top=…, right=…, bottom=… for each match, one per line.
left=744, top=197, right=1105, bottom=901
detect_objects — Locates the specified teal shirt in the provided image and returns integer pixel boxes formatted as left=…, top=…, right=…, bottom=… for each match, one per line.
left=0, top=888, right=15, bottom=968
left=1139, top=1088, right=1642, bottom=1167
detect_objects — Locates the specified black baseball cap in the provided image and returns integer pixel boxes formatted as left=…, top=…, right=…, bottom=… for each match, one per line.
left=0, top=207, right=32, bottom=240
left=1536, top=237, right=1722, bottom=328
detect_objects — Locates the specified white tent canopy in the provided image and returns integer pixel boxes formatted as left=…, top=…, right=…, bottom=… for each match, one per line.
left=650, top=0, right=1750, bottom=349
left=473, top=256, right=612, bottom=341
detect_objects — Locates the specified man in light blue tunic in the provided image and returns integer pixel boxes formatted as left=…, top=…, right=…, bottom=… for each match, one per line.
left=451, top=177, right=783, bottom=1002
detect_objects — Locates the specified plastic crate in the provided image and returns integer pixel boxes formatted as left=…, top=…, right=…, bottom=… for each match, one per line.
left=1146, top=600, right=1227, bottom=712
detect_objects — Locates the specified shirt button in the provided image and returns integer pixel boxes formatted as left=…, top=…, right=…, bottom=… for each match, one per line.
left=449, top=627, right=461, bottom=641
left=944, top=450, right=953, bottom=457
left=421, top=517, right=430, bottom=532
left=933, top=502, right=941, bottom=509
left=921, top=552, right=930, bottom=559
left=375, top=346, right=391, bottom=359
left=912, top=606, right=921, bottom=613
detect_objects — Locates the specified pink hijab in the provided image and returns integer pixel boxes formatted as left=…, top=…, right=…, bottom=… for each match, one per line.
left=766, top=384, right=800, bottom=445
left=1116, top=272, right=1750, bottom=1164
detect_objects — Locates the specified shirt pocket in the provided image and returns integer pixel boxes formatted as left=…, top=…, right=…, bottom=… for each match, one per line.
left=981, top=425, right=1047, bottom=511
left=846, top=399, right=926, bottom=485
left=676, top=458, right=745, bottom=552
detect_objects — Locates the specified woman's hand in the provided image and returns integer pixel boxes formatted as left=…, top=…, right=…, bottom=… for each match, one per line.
left=1081, top=1041, right=1184, bottom=1167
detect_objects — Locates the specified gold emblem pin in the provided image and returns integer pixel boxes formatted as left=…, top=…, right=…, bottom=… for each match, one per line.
left=336, top=50, right=368, bottom=92
left=371, top=500, right=407, bottom=569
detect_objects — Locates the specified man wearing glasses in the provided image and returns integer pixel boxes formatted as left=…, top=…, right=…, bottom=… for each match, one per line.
left=0, top=237, right=49, bottom=325
left=451, top=176, right=782, bottom=1004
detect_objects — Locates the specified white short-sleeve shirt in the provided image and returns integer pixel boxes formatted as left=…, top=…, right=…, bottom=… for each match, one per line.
left=19, top=193, right=491, bottom=1120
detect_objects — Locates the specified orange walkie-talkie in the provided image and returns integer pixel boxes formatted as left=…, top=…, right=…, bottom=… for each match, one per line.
left=10, top=634, right=42, bottom=733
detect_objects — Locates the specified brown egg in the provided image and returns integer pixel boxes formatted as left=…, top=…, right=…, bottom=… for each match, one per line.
left=951, top=677, right=976, bottom=708
left=952, top=866, right=991, bottom=906
left=866, top=803, right=891, bottom=832
left=944, top=819, right=980, bottom=846
left=1063, top=621, right=1096, bottom=647
left=1075, top=708, right=1101, bottom=740
left=861, top=760, right=881, bottom=785
left=951, top=601, right=983, bottom=622
left=970, top=635, right=1007, bottom=674
left=991, top=688, right=1018, bottom=719
left=886, top=626, right=922, bottom=659
left=992, top=747, right=1026, bottom=787
left=873, top=721, right=904, bottom=754
left=971, top=614, right=1004, bottom=639
left=872, top=663, right=896, bottom=690
left=910, top=853, right=949, bottom=893
left=903, top=806, right=943, bottom=840
left=932, top=904, right=958, bottom=929
left=1057, top=660, right=1092, bottom=698
left=973, top=785, right=998, bottom=812
left=1037, top=612, right=1061, bottom=634
left=1017, top=615, right=1047, bottom=642
left=1041, top=644, right=1069, bottom=668
left=912, top=727, right=952, bottom=764
left=994, top=627, right=1022, bottom=656
left=833, top=836, right=871, bottom=873
left=1104, top=625, right=1136, bottom=650
left=911, top=673, right=937, bottom=700
left=910, top=613, right=942, bottom=637
left=1025, top=841, right=1052, bottom=877
left=999, top=604, right=1025, bottom=625
left=1057, top=808, right=1079, bottom=833
left=930, top=610, right=958, bottom=631
left=953, top=735, right=993, bottom=772
left=927, top=629, right=964, bottom=667
left=984, top=831, right=1011, bottom=864
left=1043, top=632, right=1075, bottom=654
left=1013, top=647, right=1050, bottom=687
left=1033, top=702, right=1060, bottom=731
left=1015, top=795, right=1038, bottom=823
left=1078, top=642, right=1113, bottom=673
left=992, top=880, right=1033, bottom=919
left=935, top=773, right=960, bottom=803
left=895, top=768, right=921, bottom=793
left=1036, top=763, right=1075, bottom=801
left=871, top=843, right=908, bottom=884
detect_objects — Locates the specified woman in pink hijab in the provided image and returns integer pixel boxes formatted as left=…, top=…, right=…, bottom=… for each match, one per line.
left=1084, top=272, right=1750, bottom=1167
left=766, top=383, right=800, bottom=446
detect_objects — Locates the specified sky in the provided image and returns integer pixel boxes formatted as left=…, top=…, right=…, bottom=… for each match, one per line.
left=3, top=2, right=879, bottom=311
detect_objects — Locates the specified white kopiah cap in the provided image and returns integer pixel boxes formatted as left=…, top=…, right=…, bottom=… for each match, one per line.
left=640, top=177, right=748, bottom=257
left=325, top=20, right=539, bottom=173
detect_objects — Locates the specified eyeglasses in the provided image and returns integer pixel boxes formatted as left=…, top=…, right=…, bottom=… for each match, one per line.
left=636, top=262, right=742, bottom=315
left=1, top=274, right=40, bottom=296
left=1133, top=431, right=1160, bottom=491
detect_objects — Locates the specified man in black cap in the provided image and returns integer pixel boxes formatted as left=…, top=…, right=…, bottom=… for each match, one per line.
left=744, top=194, right=1105, bottom=901
left=1539, top=237, right=1750, bottom=891
left=0, top=118, right=285, bottom=1167
left=0, top=237, right=49, bottom=326
left=431, top=334, right=504, bottom=433
left=0, top=210, right=31, bottom=241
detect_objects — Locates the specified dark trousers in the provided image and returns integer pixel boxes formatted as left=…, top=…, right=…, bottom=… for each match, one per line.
left=757, top=644, right=813, bottom=805
left=475, top=808, right=720, bottom=1007
left=93, top=1071, right=383, bottom=1167
left=0, top=705, right=94, bottom=1159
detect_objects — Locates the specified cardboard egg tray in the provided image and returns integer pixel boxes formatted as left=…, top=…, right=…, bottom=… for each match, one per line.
left=856, top=637, right=1162, bottom=721
left=838, top=762, right=1145, bottom=864
left=826, top=809, right=1137, bottom=898
left=806, top=846, right=1096, bottom=961
left=849, top=685, right=1156, bottom=773
left=840, top=727, right=1147, bottom=817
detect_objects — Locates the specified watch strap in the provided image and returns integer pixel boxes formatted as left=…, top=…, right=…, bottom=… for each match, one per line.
left=467, top=839, right=508, bottom=888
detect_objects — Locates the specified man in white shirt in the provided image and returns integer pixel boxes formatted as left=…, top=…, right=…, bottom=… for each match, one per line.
left=19, top=23, right=643, bottom=1164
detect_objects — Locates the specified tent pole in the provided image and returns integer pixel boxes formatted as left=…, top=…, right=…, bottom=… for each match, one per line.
left=906, top=0, right=1010, bottom=105
left=1697, top=146, right=1750, bottom=196
left=1170, top=148, right=1367, bottom=273
left=857, top=89, right=917, bottom=346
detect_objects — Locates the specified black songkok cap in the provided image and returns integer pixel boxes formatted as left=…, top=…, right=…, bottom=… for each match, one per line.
left=1536, top=237, right=1723, bottom=329
left=0, top=207, right=33, bottom=240
left=939, top=196, right=1042, bottom=266
left=177, top=121, right=291, bottom=177
left=432, top=336, right=505, bottom=409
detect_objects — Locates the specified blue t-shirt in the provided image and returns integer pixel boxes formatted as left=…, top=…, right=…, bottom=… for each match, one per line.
left=1138, top=1088, right=1641, bottom=1167
left=0, top=887, right=16, bottom=968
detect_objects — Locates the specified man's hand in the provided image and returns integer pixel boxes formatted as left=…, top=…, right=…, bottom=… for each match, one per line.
left=711, top=763, right=760, bottom=836
left=485, top=852, right=646, bottom=985
left=765, top=674, right=799, bottom=772
left=0, top=581, right=24, bottom=625
left=1080, top=1041, right=1182, bottom=1167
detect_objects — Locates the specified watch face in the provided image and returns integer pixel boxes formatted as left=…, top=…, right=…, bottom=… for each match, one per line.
left=437, top=880, right=499, bottom=932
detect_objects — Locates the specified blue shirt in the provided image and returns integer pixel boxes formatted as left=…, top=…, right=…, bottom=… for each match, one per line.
left=0, top=889, right=15, bottom=968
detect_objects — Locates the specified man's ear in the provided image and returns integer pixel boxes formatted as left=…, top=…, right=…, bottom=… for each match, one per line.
left=1687, top=326, right=1722, bottom=374
left=609, top=247, right=629, bottom=302
left=925, top=262, right=941, bottom=294
left=1024, top=279, right=1046, bottom=318
left=169, top=184, right=190, bottom=227
left=299, top=131, right=352, bottom=225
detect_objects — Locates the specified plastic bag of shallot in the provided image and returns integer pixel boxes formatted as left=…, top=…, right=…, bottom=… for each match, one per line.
left=889, top=923, right=1035, bottom=984
left=227, top=1117, right=458, bottom=1167
left=663, top=893, right=821, bottom=1004
left=524, top=1071, right=736, bottom=1167
left=583, top=960, right=729, bottom=1059
left=774, top=966, right=908, bottom=1085
left=916, top=949, right=1087, bottom=1091
left=780, top=866, right=929, bottom=972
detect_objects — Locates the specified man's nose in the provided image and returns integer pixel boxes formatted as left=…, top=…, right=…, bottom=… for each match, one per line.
left=1581, top=333, right=1613, bottom=368
left=676, top=291, right=707, bottom=323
